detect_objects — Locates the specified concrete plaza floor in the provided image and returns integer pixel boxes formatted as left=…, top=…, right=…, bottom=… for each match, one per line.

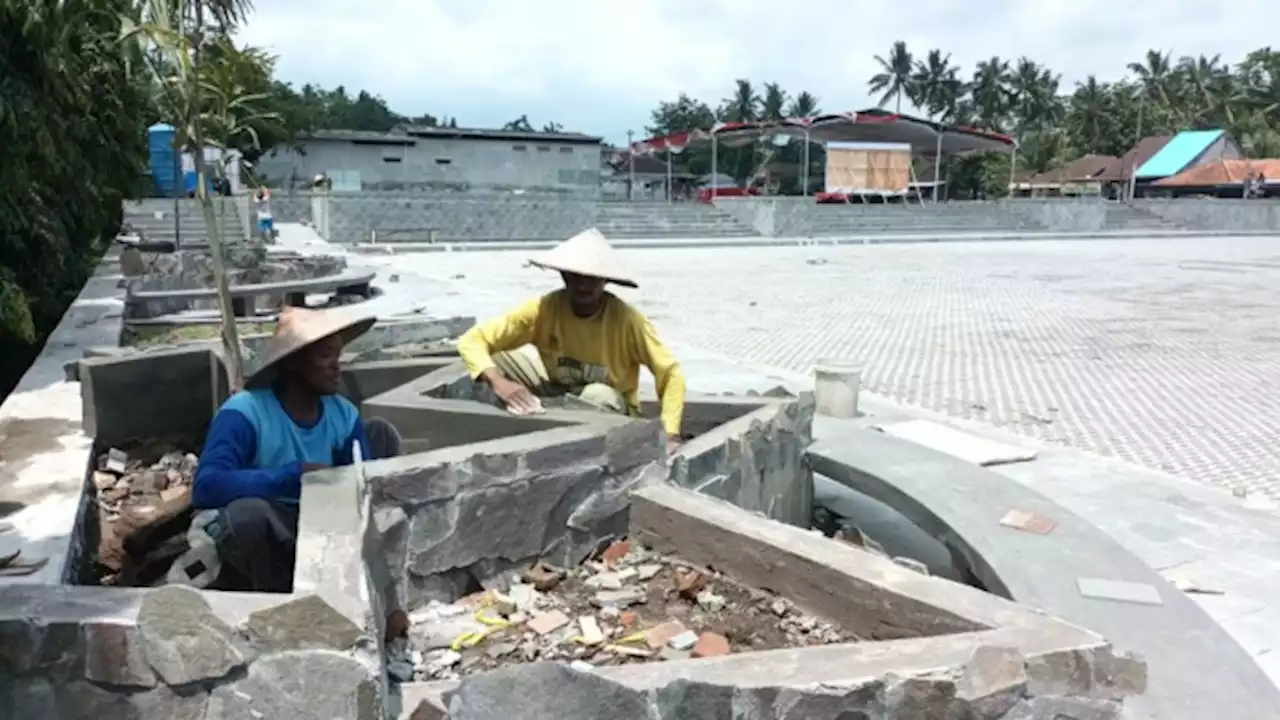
left=363, top=234, right=1280, bottom=503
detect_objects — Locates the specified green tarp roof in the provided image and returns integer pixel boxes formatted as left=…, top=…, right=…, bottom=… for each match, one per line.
left=1135, top=129, right=1223, bottom=178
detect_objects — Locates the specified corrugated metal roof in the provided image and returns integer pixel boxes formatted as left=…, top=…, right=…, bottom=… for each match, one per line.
left=1153, top=158, right=1280, bottom=187
left=1135, top=129, right=1223, bottom=178
left=397, top=124, right=602, bottom=144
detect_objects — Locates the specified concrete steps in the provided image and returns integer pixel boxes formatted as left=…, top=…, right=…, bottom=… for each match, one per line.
left=1104, top=205, right=1186, bottom=231
left=595, top=203, right=758, bottom=238
left=787, top=207, right=1046, bottom=236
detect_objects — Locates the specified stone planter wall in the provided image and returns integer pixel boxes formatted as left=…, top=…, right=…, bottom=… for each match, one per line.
left=0, top=585, right=384, bottom=719
left=363, top=421, right=668, bottom=612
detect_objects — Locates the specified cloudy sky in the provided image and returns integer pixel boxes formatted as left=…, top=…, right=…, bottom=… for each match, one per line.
left=240, top=0, right=1273, bottom=145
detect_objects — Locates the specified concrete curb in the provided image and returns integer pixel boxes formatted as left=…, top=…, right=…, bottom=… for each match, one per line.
left=349, top=229, right=1279, bottom=254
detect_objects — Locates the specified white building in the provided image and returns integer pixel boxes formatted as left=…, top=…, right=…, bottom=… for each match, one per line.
left=254, top=125, right=604, bottom=196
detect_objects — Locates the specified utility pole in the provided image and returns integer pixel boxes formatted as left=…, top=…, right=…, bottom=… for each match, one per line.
left=626, top=129, right=636, bottom=201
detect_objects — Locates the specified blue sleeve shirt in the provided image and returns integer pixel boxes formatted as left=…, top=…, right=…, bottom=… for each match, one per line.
left=193, top=389, right=374, bottom=509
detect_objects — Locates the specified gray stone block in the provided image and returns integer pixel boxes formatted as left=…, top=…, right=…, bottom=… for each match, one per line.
left=205, top=650, right=381, bottom=720
left=79, top=346, right=221, bottom=447
left=136, top=586, right=246, bottom=686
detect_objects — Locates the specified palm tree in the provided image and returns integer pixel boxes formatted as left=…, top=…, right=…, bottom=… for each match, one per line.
left=787, top=91, right=820, bottom=118
left=721, top=79, right=761, bottom=122
left=1065, top=75, right=1110, bottom=155
left=969, top=57, right=1011, bottom=131
left=869, top=41, right=914, bottom=112
left=720, top=80, right=761, bottom=183
left=761, top=82, right=788, bottom=121
left=911, top=49, right=960, bottom=120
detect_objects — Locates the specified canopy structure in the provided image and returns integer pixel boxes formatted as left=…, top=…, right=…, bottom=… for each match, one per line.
left=631, top=109, right=1014, bottom=198
left=634, top=109, right=1012, bottom=156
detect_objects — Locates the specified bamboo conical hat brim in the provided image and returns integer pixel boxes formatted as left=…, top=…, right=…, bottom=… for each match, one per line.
left=528, top=228, right=637, bottom=288
left=245, top=306, right=376, bottom=387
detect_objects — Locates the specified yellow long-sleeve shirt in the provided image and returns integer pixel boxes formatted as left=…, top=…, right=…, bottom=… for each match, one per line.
left=457, top=290, right=686, bottom=436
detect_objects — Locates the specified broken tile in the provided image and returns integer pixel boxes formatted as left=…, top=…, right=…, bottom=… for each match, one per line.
left=1000, top=509, right=1059, bottom=535
left=105, top=448, right=128, bottom=474
left=527, top=610, right=571, bottom=635
left=645, top=621, right=688, bottom=650
left=607, top=644, right=653, bottom=658
left=618, top=611, right=638, bottom=630
left=615, top=567, right=638, bottom=582
left=591, top=588, right=646, bottom=609
left=667, top=630, right=698, bottom=651
left=585, top=572, right=623, bottom=590
left=578, top=616, right=605, bottom=645
left=692, top=632, right=730, bottom=658
left=600, top=540, right=631, bottom=564
left=1077, top=577, right=1164, bottom=606
left=636, top=564, right=662, bottom=581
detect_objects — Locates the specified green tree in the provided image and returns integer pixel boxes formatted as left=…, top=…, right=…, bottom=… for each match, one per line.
left=869, top=41, right=915, bottom=112
left=1, top=0, right=151, bottom=392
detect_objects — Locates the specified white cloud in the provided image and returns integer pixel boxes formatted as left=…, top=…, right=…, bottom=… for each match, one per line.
left=239, top=0, right=1275, bottom=144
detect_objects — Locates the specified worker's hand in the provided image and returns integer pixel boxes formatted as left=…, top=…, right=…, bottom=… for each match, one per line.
left=301, top=463, right=330, bottom=474
left=491, top=376, right=544, bottom=415
left=666, top=436, right=683, bottom=456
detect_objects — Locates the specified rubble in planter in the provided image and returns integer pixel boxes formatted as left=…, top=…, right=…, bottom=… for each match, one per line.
left=91, top=439, right=197, bottom=587
left=385, top=539, right=854, bottom=683
left=350, top=338, right=459, bottom=362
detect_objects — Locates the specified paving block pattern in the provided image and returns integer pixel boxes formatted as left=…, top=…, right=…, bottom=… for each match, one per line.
left=412, top=235, right=1280, bottom=501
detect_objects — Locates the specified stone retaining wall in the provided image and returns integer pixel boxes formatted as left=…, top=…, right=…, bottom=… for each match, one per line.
left=1137, top=198, right=1280, bottom=231
left=364, top=422, right=667, bottom=611
left=0, top=585, right=383, bottom=718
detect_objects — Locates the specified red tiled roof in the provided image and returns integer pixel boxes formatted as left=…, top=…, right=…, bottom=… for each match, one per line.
left=1154, top=159, right=1280, bottom=187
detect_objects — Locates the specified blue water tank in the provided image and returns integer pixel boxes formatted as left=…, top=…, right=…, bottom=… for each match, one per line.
left=148, top=123, right=179, bottom=196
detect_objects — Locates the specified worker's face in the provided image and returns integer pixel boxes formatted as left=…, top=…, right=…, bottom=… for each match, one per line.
left=561, top=272, right=607, bottom=315
left=287, top=334, right=345, bottom=395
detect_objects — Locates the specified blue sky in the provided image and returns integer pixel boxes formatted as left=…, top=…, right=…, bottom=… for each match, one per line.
left=241, top=0, right=1274, bottom=146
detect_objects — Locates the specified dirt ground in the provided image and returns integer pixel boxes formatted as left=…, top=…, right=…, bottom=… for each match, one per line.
left=388, top=540, right=856, bottom=683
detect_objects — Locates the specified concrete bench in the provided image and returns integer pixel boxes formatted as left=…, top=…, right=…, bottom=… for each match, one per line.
left=805, top=418, right=1280, bottom=720
left=125, top=270, right=376, bottom=318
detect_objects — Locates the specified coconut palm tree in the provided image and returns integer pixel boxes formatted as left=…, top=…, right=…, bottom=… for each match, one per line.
left=911, top=49, right=962, bottom=121
left=787, top=91, right=820, bottom=119
left=761, top=82, right=788, bottom=122
left=868, top=41, right=914, bottom=112
left=969, top=57, right=1011, bottom=131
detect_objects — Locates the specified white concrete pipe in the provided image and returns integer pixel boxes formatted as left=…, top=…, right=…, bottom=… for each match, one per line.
left=813, top=358, right=862, bottom=418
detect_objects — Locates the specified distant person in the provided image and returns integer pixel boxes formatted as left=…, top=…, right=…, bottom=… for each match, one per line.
left=456, top=228, right=687, bottom=454
left=254, top=187, right=274, bottom=241
left=173, top=307, right=403, bottom=592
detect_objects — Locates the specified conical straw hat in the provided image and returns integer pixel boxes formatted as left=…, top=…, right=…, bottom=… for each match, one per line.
left=529, top=228, right=637, bottom=288
left=245, top=306, right=376, bottom=387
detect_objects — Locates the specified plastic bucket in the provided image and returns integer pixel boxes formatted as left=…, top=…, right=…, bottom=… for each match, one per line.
left=813, top=358, right=862, bottom=418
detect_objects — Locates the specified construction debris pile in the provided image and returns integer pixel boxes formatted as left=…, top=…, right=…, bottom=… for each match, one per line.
left=93, top=442, right=197, bottom=586
left=385, top=540, right=854, bottom=682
